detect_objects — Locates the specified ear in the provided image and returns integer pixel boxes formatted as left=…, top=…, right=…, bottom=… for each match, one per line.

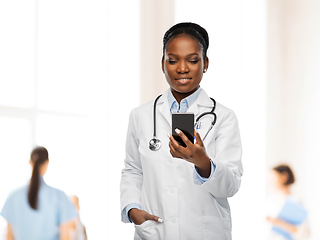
left=280, top=172, right=289, bottom=185
left=204, top=57, right=209, bottom=72
left=44, top=159, right=49, bottom=167
left=161, top=56, right=165, bottom=73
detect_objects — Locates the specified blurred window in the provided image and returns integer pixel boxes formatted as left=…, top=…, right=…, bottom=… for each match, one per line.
left=0, top=1, right=140, bottom=239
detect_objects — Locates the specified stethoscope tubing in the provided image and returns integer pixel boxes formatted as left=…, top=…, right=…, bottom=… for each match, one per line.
left=194, top=97, right=216, bottom=141
left=153, top=94, right=163, bottom=138
left=149, top=94, right=217, bottom=151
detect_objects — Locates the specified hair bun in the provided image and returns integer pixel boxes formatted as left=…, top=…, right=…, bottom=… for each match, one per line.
left=163, top=22, right=209, bottom=58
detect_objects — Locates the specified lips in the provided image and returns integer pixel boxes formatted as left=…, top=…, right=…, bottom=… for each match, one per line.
left=175, top=78, right=192, bottom=84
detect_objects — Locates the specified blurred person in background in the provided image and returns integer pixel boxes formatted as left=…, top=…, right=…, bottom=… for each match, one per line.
left=0, top=146, right=77, bottom=240
left=69, top=195, right=87, bottom=240
left=266, top=164, right=310, bottom=240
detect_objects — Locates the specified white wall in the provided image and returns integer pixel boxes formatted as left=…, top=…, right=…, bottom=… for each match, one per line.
left=0, top=1, right=140, bottom=239
left=105, top=0, right=140, bottom=238
left=267, top=0, right=320, bottom=239
left=140, top=0, right=175, bottom=104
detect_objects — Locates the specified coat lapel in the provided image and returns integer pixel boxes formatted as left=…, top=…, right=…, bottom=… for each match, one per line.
left=187, top=89, right=214, bottom=118
left=157, top=89, right=171, bottom=126
left=157, top=89, right=214, bottom=126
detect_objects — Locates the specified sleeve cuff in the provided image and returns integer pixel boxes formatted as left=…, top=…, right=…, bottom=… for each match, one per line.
left=125, top=203, right=141, bottom=223
left=194, top=159, right=216, bottom=185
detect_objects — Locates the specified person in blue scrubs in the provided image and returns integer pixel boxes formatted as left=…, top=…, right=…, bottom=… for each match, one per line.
left=0, top=146, right=77, bottom=240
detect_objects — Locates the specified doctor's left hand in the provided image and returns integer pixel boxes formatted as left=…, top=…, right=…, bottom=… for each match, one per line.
left=169, top=129, right=211, bottom=178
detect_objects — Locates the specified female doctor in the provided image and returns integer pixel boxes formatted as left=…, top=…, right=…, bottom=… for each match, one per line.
left=120, top=22, right=243, bottom=240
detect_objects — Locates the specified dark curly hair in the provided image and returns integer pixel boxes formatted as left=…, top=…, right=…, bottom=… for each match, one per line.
left=162, top=22, right=209, bottom=59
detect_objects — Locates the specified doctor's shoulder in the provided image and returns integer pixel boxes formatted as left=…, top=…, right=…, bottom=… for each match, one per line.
left=128, top=99, right=155, bottom=120
left=214, top=101, right=240, bottom=128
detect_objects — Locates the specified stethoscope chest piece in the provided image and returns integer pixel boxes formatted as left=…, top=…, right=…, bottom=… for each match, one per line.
left=148, top=94, right=216, bottom=151
left=149, top=138, right=162, bottom=151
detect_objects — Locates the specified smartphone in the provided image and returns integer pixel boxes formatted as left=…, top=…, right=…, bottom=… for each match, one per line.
left=172, top=113, right=194, bottom=147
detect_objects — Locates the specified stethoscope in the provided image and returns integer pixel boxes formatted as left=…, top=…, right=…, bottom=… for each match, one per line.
left=149, top=94, right=217, bottom=151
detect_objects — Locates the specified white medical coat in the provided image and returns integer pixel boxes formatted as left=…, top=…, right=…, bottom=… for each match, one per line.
left=120, top=89, right=243, bottom=240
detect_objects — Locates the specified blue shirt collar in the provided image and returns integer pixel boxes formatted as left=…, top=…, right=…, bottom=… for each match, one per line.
left=168, top=87, right=202, bottom=114
left=30, top=176, right=45, bottom=185
left=40, top=176, right=45, bottom=183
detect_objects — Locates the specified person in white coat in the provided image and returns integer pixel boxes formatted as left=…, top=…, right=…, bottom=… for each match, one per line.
left=120, top=22, right=243, bottom=240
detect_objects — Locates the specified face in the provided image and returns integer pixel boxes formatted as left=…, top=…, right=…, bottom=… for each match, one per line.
left=162, top=34, right=208, bottom=100
left=269, top=170, right=288, bottom=189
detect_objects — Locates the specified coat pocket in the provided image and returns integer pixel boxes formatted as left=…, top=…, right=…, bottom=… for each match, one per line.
left=134, top=220, right=159, bottom=240
left=202, top=216, right=232, bottom=240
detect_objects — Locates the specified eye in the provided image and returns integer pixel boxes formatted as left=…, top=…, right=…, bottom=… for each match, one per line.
left=168, top=60, right=177, bottom=64
left=189, top=59, right=199, bottom=64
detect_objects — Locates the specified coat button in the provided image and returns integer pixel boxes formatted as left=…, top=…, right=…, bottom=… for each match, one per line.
left=171, top=218, right=177, bottom=223
left=169, top=188, right=175, bottom=194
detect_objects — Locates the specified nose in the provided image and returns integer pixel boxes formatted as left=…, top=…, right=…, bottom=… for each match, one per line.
left=176, top=61, right=189, bottom=74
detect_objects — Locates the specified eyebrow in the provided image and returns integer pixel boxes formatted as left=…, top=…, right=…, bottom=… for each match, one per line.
left=167, top=53, right=200, bottom=57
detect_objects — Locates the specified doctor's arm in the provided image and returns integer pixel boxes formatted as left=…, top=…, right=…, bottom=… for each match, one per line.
left=202, top=110, right=243, bottom=198
left=169, top=110, right=243, bottom=198
left=120, top=110, right=162, bottom=225
left=120, top=110, right=143, bottom=223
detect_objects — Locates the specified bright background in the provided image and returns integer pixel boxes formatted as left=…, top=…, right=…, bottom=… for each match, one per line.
left=0, top=0, right=319, bottom=239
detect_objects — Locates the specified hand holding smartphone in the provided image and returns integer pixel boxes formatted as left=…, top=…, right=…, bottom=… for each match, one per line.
left=172, top=113, right=194, bottom=147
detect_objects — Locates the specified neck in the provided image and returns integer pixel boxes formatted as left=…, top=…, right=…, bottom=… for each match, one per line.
left=279, top=185, right=291, bottom=195
left=171, top=86, right=199, bottom=104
